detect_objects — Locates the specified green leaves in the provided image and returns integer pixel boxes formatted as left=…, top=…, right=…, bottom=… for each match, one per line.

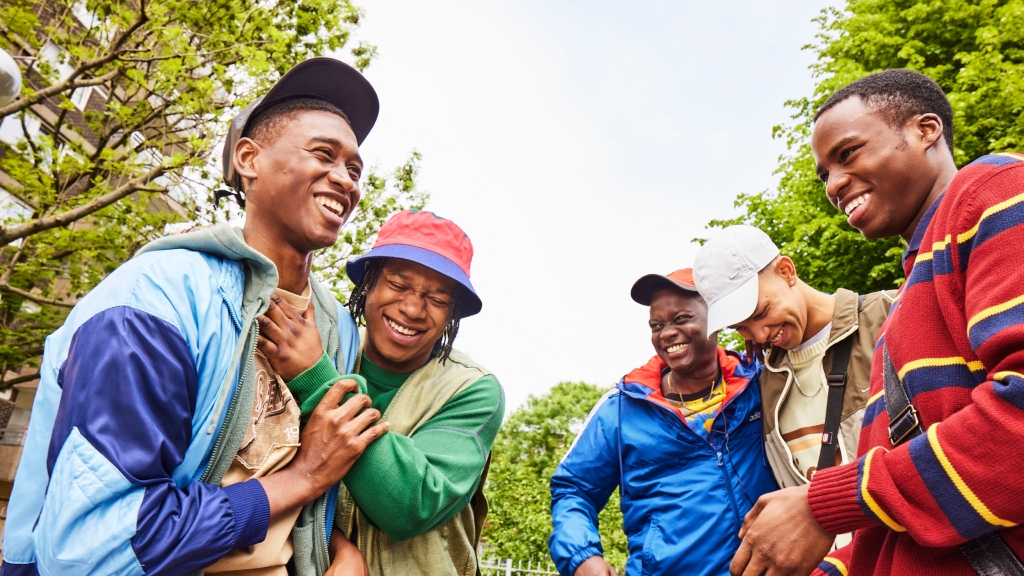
left=0, top=0, right=392, bottom=388
left=709, top=0, right=1024, bottom=295
left=483, top=382, right=627, bottom=571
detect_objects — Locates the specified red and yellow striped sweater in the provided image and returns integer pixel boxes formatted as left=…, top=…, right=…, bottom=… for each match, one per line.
left=809, top=152, right=1024, bottom=576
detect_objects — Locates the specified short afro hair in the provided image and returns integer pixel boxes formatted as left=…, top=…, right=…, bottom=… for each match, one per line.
left=815, top=69, right=954, bottom=155
left=244, top=97, right=351, bottom=144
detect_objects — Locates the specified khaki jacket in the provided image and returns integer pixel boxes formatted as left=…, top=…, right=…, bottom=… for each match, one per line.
left=335, top=349, right=492, bottom=576
left=761, top=288, right=895, bottom=489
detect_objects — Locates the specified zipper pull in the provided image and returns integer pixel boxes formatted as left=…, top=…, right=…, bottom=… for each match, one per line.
left=717, top=451, right=724, bottom=467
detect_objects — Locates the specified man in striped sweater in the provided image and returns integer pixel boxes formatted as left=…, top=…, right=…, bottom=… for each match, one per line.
left=728, top=69, right=1024, bottom=576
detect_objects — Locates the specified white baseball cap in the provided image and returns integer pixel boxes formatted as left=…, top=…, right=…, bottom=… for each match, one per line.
left=693, top=225, right=780, bottom=337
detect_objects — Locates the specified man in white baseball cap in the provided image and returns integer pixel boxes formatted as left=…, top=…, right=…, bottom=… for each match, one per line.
left=693, top=225, right=892, bottom=512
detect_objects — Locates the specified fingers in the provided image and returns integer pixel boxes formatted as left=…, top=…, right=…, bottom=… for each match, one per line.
left=335, top=388, right=373, bottom=420
left=356, top=419, right=389, bottom=445
left=738, top=496, right=767, bottom=538
left=729, top=536, right=753, bottom=576
left=317, top=378, right=360, bottom=413
left=257, top=334, right=278, bottom=356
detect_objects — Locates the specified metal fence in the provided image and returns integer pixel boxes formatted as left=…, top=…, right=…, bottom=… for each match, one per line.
left=479, top=558, right=558, bottom=575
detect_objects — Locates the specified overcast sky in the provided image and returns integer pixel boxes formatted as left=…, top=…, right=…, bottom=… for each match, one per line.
left=347, top=0, right=835, bottom=412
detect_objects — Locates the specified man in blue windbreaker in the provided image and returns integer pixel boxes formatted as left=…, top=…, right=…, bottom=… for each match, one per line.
left=0, top=58, right=388, bottom=575
left=548, top=268, right=777, bottom=576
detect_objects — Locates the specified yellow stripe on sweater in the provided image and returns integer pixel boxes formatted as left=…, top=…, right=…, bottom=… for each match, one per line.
left=926, top=424, right=1016, bottom=528
left=821, top=557, right=849, bottom=576
left=861, top=447, right=906, bottom=532
left=957, top=192, right=1024, bottom=244
left=898, top=357, right=985, bottom=380
left=996, top=152, right=1024, bottom=161
left=967, top=294, right=1024, bottom=334
left=867, top=389, right=885, bottom=407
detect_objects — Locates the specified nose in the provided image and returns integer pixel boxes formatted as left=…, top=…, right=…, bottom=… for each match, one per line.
left=397, top=291, right=428, bottom=320
left=825, top=170, right=851, bottom=209
left=327, top=165, right=358, bottom=193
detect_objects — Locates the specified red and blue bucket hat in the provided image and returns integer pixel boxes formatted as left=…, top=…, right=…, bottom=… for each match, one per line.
left=346, top=210, right=482, bottom=318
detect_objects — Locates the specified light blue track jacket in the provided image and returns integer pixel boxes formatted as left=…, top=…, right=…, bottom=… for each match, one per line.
left=0, top=225, right=359, bottom=575
left=548, top=348, right=778, bottom=576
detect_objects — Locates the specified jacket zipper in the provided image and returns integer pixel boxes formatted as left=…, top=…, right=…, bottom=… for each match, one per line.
left=198, top=319, right=259, bottom=483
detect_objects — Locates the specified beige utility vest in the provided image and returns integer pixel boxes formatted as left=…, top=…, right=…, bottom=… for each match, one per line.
left=335, top=348, right=492, bottom=576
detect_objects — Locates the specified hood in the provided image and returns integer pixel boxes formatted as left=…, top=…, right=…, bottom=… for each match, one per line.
left=135, top=224, right=278, bottom=315
left=618, top=347, right=757, bottom=418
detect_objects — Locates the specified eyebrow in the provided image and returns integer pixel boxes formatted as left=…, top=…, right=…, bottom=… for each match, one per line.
left=309, top=136, right=363, bottom=166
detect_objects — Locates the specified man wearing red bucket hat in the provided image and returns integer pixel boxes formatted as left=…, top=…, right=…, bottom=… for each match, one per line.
left=266, top=209, right=503, bottom=575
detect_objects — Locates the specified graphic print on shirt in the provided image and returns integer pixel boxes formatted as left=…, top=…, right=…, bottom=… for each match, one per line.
left=235, top=353, right=301, bottom=470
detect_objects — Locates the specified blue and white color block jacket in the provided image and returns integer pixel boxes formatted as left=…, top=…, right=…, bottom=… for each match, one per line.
left=548, top=348, right=777, bottom=576
left=0, top=225, right=359, bottom=575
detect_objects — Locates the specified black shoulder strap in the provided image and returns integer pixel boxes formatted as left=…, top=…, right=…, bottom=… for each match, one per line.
left=816, top=295, right=864, bottom=472
left=883, top=343, right=1024, bottom=575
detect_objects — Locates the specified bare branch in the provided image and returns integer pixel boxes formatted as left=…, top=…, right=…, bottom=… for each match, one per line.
left=0, top=371, right=42, bottom=391
left=0, top=68, right=122, bottom=119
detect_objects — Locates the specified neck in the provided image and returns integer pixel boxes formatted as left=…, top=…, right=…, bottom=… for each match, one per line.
left=668, top=352, right=721, bottom=396
left=900, top=154, right=958, bottom=244
left=242, top=226, right=313, bottom=294
left=798, top=282, right=835, bottom=345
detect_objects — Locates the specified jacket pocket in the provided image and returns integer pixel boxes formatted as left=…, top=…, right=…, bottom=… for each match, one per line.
left=640, top=516, right=663, bottom=576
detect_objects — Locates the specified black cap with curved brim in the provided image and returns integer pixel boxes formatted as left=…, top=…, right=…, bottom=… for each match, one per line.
left=221, top=57, right=379, bottom=191
left=630, top=268, right=700, bottom=306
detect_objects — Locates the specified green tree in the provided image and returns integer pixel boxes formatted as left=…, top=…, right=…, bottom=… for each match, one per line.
left=0, top=0, right=420, bottom=389
left=708, top=0, right=1024, bottom=293
left=484, top=381, right=628, bottom=571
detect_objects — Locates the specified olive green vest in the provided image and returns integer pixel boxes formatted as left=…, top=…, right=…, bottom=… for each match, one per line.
left=335, top=348, right=492, bottom=576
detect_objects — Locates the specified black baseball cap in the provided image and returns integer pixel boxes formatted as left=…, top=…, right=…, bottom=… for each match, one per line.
left=630, top=268, right=700, bottom=306
left=221, top=57, right=380, bottom=191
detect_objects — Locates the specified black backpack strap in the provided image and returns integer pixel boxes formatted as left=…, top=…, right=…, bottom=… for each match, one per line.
left=816, top=295, right=864, bottom=472
left=884, top=344, right=1023, bottom=575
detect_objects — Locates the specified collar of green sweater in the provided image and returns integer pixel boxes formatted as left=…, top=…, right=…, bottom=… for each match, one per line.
left=360, top=354, right=414, bottom=390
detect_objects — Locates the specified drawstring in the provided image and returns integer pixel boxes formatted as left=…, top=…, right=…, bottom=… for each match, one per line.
left=214, top=189, right=245, bottom=209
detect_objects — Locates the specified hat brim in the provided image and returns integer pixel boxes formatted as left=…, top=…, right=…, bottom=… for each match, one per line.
left=347, top=244, right=482, bottom=318
left=705, top=272, right=760, bottom=338
left=630, top=274, right=699, bottom=306
left=223, top=58, right=379, bottom=190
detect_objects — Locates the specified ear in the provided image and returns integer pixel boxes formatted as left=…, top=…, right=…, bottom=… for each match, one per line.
left=912, top=113, right=945, bottom=151
left=775, top=256, right=798, bottom=285
left=233, top=137, right=260, bottom=188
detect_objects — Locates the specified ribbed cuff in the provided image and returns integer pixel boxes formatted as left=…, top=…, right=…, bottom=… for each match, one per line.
left=222, top=479, right=270, bottom=548
left=287, top=353, right=338, bottom=406
left=568, top=546, right=603, bottom=576
left=808, top=459, right=875, bottom=534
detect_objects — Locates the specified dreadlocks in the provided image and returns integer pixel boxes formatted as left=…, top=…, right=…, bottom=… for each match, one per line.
left=346, top=258, right=462, bottom=363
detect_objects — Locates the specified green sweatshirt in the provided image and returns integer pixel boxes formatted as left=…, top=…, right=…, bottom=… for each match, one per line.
left=291, top=353, right=504, bottom=541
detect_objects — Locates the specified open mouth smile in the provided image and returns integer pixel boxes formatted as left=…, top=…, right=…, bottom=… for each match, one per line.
left=839, top=192, right=871, bottom=220
left=385, top=315, right=422, bottom=337
left=314, top=193, right=348, bottom=219
left=770, top=325, right=786, bottom=345
left=665, top=343, right=690, bottom=354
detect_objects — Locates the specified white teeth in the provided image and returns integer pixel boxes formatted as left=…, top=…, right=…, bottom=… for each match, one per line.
left=387, top=317, right=418, bottom=336
left=315, top=196, right=345, bottom=217
left=843, top=194, right=869, bottom=216
left=666, top=343, right=689, bottom=353
left=771, top=327, right=784, bottom=344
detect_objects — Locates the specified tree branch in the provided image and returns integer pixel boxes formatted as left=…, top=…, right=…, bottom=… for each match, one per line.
left=0, top=282, right=75, bottom=308
left=0, top=161, right=172, bottom=245
left=0, top=371, right=41, bottom=391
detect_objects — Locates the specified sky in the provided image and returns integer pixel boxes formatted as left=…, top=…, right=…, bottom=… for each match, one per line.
left=347, top=0, right=835, bottom=412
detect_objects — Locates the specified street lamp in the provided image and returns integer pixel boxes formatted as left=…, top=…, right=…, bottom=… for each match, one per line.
left=0, top=49, right=22, bottom=107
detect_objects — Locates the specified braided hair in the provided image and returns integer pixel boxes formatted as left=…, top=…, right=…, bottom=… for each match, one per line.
left=347, top=258, right=462, bottom=363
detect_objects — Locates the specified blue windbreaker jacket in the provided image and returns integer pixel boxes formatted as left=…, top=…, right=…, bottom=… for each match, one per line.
left=548, top=348, right=777, bottom=576
left=0, top=226, right=359, bottom=575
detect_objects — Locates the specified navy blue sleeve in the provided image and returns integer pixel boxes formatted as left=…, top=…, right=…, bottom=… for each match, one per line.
left=47, top=306, right=268, bottom=574
left=548, top=391, right=620, bottom=576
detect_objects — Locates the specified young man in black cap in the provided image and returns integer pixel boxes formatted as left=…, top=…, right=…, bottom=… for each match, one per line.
left=1, top=58, right=385, bottom=576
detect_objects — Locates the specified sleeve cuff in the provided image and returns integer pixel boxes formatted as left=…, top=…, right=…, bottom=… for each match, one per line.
left=222, top=479, right=270, bottom=548
left=808, top=459, right=875, bottom=534
left=568, top=546, right=603, bottom=576
left=287, top=353, right=338, bottom=404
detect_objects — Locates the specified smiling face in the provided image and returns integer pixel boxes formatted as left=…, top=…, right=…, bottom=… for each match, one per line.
left=730, top=258, right=807, bottom=350
left=363, top=258, right=457, bottom=373
left=236, top=109, right=363, bottom=254
left=648, top=289, right=718, bottom=377
left=811, top=97, right=942, bottom=241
